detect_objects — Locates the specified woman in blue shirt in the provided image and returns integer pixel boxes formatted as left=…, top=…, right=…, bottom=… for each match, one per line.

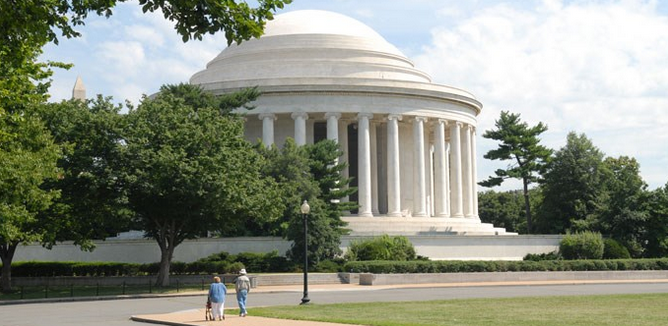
left=208, top=276, right=227, bottom=320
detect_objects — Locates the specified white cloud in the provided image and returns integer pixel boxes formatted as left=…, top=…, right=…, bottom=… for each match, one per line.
left=414, top=0, right=668, bottom=189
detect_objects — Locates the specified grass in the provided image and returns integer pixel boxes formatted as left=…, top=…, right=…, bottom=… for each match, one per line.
left=251, top=293, right=668, bottom=326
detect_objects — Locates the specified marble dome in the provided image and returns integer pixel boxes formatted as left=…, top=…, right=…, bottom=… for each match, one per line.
left=190, top=10, right=433, bottom=88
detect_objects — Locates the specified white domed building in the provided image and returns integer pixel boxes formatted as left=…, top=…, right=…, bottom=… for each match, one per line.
left=191, top=10, right=512, bottom=236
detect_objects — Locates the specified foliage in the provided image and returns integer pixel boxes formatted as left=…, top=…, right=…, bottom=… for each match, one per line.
left=119, top=84, right=282, bottom=286
left=589, top=156, right=649, bottom=252
left=0, top=109, right=62, bottom=291
left=536, top=132, right=606, bottom=234
left=31, top=97, right=132, bottom=249
left=480, top=111, right=552, bottom=233
left=256, top=139, right=355, bottom=267
left=523, top=251, right=561, bottom=261
left=1, top=0, right=291, bottom=49
left=643, top=183, right=668, bottom=258
left=196, top=250, right=293, bottom=273
left=344, top=258, right=668, bottom=274
left=603, top=238, right=631, bottom=259
left=478, top=189, right=534, bottom=233
left=345, top=235, right=417, bottom=261
left=559, top=231, right=604, bottom=260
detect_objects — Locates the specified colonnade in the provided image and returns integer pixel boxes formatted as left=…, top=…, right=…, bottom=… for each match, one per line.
left=258, top=112, right=479, bottom=219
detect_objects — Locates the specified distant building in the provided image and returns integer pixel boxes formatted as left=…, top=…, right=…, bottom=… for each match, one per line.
left=191, top=10, right=512, bottom=235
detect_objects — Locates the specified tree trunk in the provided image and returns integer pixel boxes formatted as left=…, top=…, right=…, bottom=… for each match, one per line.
left=0, top=243, right=18, bottom=292
left=155, top=245, right=174, bottom=287
left=523, top=178, right=532, bottom=234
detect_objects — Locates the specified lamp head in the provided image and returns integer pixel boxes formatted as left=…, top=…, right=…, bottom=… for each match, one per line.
left=300, top=200, right=310, bottom=214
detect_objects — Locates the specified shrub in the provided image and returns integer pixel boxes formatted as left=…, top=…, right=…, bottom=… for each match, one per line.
left=603, top=238, right=631, bottom=259
left=345, top=235, right=418, bottom=261
left=524, top=251, right=561, bottom=261
left=560, top=231, right=604, bottom=260
left=344, top=258, right=668, bottom=274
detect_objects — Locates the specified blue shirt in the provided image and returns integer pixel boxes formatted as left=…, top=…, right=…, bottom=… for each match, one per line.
left=209, top=282, right=227, bottom=303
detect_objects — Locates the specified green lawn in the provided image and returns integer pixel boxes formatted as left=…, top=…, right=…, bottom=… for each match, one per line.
left=251, top=293, right=668, bottom=326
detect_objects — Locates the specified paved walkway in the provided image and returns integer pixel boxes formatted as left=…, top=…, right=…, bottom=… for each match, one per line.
left=131, top=279, right=668, bottom=326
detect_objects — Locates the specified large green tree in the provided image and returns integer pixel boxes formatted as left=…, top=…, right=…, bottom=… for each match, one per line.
left=643, top=183, right=668, bottom=257
left=536, top=132, right=606, bottom=234
left=480, top=111, right=552, bottom=233
left=33, top=97, right=131, bottom=247
left=0, top=110, right=61, bottom=292
left=120, top=84, right=281, bottom=286
left=592, top=156, right=649, bottom=254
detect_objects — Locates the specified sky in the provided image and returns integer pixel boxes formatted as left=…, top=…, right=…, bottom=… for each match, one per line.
left=41, top=0, right=668, bottom=191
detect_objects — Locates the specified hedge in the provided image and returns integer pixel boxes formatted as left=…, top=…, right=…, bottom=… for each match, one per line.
left=344, top=258, right=668, bottom=274
left=4, top=261, right=245, bottom=278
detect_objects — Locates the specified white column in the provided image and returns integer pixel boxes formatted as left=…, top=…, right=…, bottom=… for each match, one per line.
left=339, top=120, right=350, bottom=205
left=471, top=125, right=479, bottom=218
left=291, top=112, right=308, bottom=146
left=462, top=124, right=473, bottom=217
left=413, top=117, right=428, bottom=217
left=325, top=113, right=341, bottom=166
left=258, top=113, right=276, bottom=148
left=325, top=113, right=341, bottom=142
left=434, top=119, right=448, bottom=217
left=450, top=122, right=464, bottom=217
left=357, top=113, right=374, bottom=217
left=444, top=142, right=451, bottom=217
left=386, top=114, right=402, bottom=217
left=370, top=121, right=379, bottom=214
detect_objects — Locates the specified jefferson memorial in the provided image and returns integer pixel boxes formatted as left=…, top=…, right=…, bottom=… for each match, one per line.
left=191, top=10, right=512, bottom=236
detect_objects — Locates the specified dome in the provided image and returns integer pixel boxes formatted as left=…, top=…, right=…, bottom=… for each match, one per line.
left=190, top=10, right=432, bottom=88
left=262, top=10, right=389, bottom=41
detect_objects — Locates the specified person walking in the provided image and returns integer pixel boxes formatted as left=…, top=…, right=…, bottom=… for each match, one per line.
left=235, top=269, right=251, bottom=317
left=208, top=276, right=227, bottom=321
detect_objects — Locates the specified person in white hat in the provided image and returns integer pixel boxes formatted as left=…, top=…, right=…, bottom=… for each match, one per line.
left=235, top=268, right=251, bottom=317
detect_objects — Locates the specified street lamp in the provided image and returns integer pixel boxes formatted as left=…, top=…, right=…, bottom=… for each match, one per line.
left=300, top=200, right=310, bottom=305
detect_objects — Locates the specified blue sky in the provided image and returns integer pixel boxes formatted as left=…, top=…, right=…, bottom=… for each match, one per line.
left=41, top=0, right=668, bottom=191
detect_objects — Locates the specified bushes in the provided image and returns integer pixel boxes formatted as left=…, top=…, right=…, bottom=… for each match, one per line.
left=603, top=238, right=631, bottom=259
left=5, top=251, right=291, bottom=277
left=560, top=231, right=604, bottom=260
left=524, top=251, right=561, bottom=261
left=196, top=250, right=293, bottom=273
left=345, top=235, right=417, bottom=261
left=344, top=258, right=668, bottom=274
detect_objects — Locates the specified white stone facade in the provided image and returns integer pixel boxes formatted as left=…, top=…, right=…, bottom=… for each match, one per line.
left=190, top=10, right=512, bottom=235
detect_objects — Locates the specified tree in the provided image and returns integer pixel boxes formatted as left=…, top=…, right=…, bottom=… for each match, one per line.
left=478, top=189, right=537, bottom=233
left=592, top=156, right=649, bottom=255
left=536, top=132, right=606, bottom=234
left=0, top=110, right=61, bottom=292
left=33, top=97, right=131, bottom=247
left=120, top=84, right=281, bottom=286
left=643, top=183, right=668, bottom=257
left=480, top=111, right=552, bottom=233
left=2, top=0, right=291, bottom=49
left=257, top=139, right=355, bottom=267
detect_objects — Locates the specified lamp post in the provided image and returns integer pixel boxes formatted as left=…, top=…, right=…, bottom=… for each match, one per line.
left=300, top=200, right=310, bottom=305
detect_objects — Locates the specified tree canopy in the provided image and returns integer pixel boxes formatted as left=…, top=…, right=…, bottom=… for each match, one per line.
left=0, top=109, right=61, bottom=291
left=536, top=132, right=606, bottom=234
left=120, top=84, right=281, bottom=286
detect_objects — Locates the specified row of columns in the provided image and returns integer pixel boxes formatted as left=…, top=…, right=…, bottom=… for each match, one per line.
left=258, top=112, right=479, bottom=218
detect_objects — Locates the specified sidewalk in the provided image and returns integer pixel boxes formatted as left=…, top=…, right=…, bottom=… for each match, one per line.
left=131, top=279, right=668, bottom=326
